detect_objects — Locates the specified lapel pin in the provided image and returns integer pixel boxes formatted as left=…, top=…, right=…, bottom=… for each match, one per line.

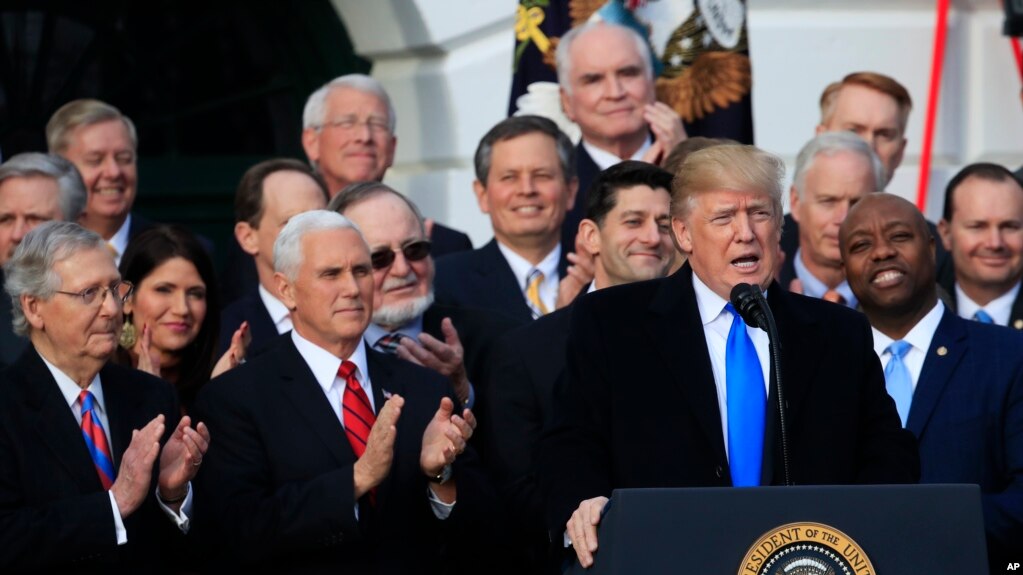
left=1014, top=319, right=1023, bottom=330
left=936, top=346, right=948, bottom=357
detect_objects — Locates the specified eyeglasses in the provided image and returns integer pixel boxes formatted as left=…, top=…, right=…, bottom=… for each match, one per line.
left=55, top=281, right=134, bottom=306
left=370, top=240, right=432, bottom=270
left=319, top=115, right=391, bottom=134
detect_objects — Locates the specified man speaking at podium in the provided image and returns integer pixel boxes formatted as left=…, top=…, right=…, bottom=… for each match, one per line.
left=541, top=145, right=918, bottom=569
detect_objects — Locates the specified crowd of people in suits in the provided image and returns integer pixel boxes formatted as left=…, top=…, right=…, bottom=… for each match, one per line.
left=0, top=20, right=1020, bottom=574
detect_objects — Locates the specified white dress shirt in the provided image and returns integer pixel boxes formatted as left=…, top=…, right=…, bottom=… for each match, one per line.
left=692, top=274, right=771, bottom=460
left=793, top=248, right=858, bottom=308
left=581, top=136, right=653, bottom=170
left=289, top=330, right=454, bottom=518
left=107, top=214, right=132, bottom=266
left=258, top=284, right=293, bottom=334
left=954, top=281, right=1020, bottom=327
left=497, top=241, right=561, bottom=313
left=871, top=300, right=944, bottom=392
left=41, top=354, right=193, bottom=544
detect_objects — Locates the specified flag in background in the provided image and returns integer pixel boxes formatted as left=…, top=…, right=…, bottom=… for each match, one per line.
left=509, top=0, right=754, bottom=145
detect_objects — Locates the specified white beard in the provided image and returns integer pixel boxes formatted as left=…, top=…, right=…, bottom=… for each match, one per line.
left=372, top=290, right=435, bottom=329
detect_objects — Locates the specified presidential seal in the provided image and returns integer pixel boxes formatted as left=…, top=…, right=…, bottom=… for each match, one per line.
left=738, top=522, right=876, bottom=575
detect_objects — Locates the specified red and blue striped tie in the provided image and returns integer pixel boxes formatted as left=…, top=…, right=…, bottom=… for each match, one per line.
left=339, top=361, right=375, bottom=458
left=78, top=390, right=116, bottom=490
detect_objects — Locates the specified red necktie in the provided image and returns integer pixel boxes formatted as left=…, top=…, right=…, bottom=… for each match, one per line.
left=79, top=390, right=116, bottom=489
left=339, top=361, right=375, bottom=458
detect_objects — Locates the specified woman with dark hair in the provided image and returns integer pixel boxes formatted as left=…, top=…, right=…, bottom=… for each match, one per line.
left=117, top=225, right=247, bottom=410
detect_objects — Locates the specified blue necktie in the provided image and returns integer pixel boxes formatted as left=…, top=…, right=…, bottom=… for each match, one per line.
left=724, top=303, right=766, bottom=487
left=973, top=310, right=994, bottom=324
left=884, top=340, right=914, bottom=426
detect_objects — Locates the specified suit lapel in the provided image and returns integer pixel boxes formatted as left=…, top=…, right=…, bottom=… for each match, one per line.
left=365, top=350, right=406, bottom=510
left=908, top=309, right=967, bottom=437
left=101, top=365, right=143, bottom=468
left=1011, top=289, right=1023, bottom=330
left=277, top=340, right=355, bottom=466
left=759, top=286, right=820, bottom=484
left=18, top=350, right=105, bottom=492
left=479, top=239, right=533, bottom=323
left=646, top=266, right=727, bottom=464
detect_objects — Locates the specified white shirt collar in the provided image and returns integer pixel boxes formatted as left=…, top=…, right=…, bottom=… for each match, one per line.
left=290, top=329, right=373, bottom=408
left=496, top=241, right=561, bottom=312
left=793, top=248, right=857, bottom=308
left=581, top=136, right=653, bottom=171
left=871, top=300, right=944, bottom=364
left=38, top=352, right=105, bottom=413
left=258, top=284, right=292, bottom=334
left=954, top=281, right=1021, bottom=326
left=365, top=315, right=424, bottom=351
left=693, top=272, right=731, bottom=326
left=107, top=214, right=132, bottom=266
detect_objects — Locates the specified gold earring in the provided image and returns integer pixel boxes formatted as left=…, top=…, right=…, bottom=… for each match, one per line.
left=120, top=316, right=138, bottom=349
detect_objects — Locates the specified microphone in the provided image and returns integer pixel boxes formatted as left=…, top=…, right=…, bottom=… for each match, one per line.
left=729, top=283, right=768, bottom=331
left=728, top=283, right=792, bottom=486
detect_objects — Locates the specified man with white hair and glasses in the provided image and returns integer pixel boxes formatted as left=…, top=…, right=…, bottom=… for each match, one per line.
left=0, top=221, right=209, bottom=571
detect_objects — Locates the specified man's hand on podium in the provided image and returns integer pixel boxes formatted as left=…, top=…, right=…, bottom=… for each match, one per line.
left=567, top=495, right=609, bottom=568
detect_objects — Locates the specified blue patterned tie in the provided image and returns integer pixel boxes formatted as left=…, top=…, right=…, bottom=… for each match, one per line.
left=724, top=303, right=766, bottom=487
left=375, top=332, right=405, bottom=354
left=884, top=340, right=914, bottom=426
left=973, top=310, right=994, bottom=324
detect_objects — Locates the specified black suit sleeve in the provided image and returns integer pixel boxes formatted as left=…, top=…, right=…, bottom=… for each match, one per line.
left=539, top=301, right=613, bottom=534
left=194, top=381, right=364, bottom=560
left=485, top=333, right=544, bottom=529
left=0, top=456, right=118, bottom=569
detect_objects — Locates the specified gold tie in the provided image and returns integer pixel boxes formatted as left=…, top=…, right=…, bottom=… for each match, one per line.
left=526, top=269, right=549, bottom=318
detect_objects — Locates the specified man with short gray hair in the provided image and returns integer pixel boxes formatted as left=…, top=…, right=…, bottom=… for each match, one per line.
left=300, top=74, right=472, bottom=258
left=0, top=152, right=88, bottom=365
left=556, top=21, right=687, bottom=253
left=47, top=99, right=148, bottom=264
left=779, top=132, right=884, bottom=306
left=0, top=221, right=208, bottom=571
left=195, top=210, right=493, bottom=571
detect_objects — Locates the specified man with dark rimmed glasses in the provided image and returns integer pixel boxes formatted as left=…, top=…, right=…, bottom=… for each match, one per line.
left=0, top=220, right=209, bottom=571
left=329, top=182, right=518, bottom=409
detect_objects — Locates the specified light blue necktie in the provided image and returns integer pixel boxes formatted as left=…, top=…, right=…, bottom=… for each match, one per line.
left=724, top=303, right=766, bottom=487
left=973, top=309, right=994, bottom=324
left=884, top=340, right=914, bottom=426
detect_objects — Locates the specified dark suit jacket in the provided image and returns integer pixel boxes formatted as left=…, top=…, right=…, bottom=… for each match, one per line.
left=193, top=337, right=496, bottom=573
left=0, top=348, right=184, bottom=573
left=420, top=303, right=519, bottom=433
left=910, top=309, right=1023, bottom=570
left=430, top=222, right=473, bottom=257
left=484, top=306, right=573, bottom=574
left=435, top=239, right=567, bottom=324
left=541, top=264, right=919, bottom=532
left=781, top=212, right=952, bottom=289
left=561, top=143, right=601, bottom=255
left=0, top=270, right=27, bottom=367
left=938, top=275, right=1023, bottom=331
left=217, top=292, right=286, bottom=357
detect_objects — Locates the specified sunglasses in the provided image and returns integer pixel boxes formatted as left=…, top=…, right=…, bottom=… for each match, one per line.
left=370, top=239, right=432, bottom=270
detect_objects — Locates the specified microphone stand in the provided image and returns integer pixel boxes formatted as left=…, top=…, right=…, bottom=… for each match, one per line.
left=753, top=289, right=792, bottom=487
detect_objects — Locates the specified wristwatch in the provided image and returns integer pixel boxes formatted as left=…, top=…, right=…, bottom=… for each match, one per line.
left=427, top=464, right=453, bottom=485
